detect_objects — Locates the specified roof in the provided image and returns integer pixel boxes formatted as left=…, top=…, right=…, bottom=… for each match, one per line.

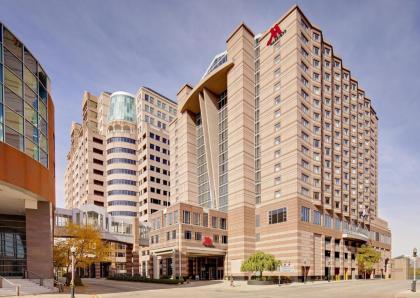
left=142, top=86, right=177, bottom=105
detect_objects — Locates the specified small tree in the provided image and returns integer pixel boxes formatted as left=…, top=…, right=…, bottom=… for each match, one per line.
left=53, top=223, right=111, bottom=285
left=241, top=251, right=280, bottom=280
left=356, top=244, right=381, bottom=279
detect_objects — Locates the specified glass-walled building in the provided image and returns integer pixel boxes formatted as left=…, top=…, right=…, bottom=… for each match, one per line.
left=0, top=22, right=55, bottom=281
left=0, top=23, right=50, bottom=167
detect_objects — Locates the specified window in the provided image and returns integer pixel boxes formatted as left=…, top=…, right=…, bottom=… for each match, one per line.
left=183, top=211, right=190, bottom=224
left=193, top=212, right=201, bottom=225
left=324, top=214, right=332, bottom=228
left=313, top=210, right=322, bottom=225
left=203, top=213, right=208, bottom=227
left=268, top=208, right=287, bottom=224
left=220, top=218, right=227, bottom=230
left=213, top=234, right=219, bottom=243
left=107, top=158, right=136, bottom=165
left=222, top=235, right=228, bottom=244
left=107, top=137, right=135, bottom=144
left=301, top=206, right=310, bottom=222
left=211, top=216, right=218, bottom=228
left=184, top=231, right=192, bottom=240
left=195, top=232, right=202, bottom=241
left=335, top=218, right=341, bottom=230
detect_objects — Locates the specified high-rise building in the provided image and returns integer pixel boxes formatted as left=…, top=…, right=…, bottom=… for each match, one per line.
left=0, top=22, right=55, bottom=280
left=64, top=87, right=177, bottom=222
left=148, top=5, right=391, bottom=281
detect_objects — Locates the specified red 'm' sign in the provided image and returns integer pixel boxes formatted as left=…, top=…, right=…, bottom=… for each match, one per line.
left=202, top=236, right=213, bottom=247
left=267, top=24, right=286, bottom=46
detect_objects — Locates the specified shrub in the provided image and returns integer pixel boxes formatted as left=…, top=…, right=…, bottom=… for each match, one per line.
left=107, top=274, right=182, bottom=284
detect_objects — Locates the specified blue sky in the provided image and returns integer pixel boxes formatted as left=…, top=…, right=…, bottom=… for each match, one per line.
left=1, top=0, right=419, bottom=257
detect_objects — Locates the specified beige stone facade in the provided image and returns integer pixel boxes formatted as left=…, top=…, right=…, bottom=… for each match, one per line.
left=149, top=5, right=391, bottom=281
left=64, top=87, right=177, bottom=221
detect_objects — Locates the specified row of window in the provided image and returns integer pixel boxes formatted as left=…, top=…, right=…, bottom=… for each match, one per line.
left=144, top=93, right=176, bottom=115
left=107, top=158, right=136, bottom=165
left=107, top=137, right=136, bottom=144
left=107, top=168, right=136, bottom=176
left=108, top=190, right=137, bottom=196
left=108, top=211, right=137, bottom=217
left=182, top=211, right=227, bottom=229
left=107, top=147, right=136, bottom=155
left=149, top=132, right=169, bottom=144
left=150, top=154, right=169, bottom=165
left=107, top=179, right=136, bottom=186
left=150, top=231, right=228, bottom=244
left=108, top=200, right=137, bottom=206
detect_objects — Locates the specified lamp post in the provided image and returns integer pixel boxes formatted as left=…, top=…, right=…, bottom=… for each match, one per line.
left=70, top=246, right=76, bottom=298
left=412, top=248, right=417, bottom=292
left=328, top=260, right=331, bottom=282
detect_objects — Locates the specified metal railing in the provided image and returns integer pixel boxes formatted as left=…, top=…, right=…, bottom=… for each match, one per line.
left=23, top=270, right=44, bottom=287
left=54, top=278, right=65, bottom=293
left=0, top=275, right=21, bottom=296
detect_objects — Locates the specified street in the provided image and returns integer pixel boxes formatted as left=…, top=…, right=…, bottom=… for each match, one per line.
left=24, top=278, right=420, bottom=298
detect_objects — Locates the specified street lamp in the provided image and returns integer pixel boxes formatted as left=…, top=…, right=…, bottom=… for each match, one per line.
left=70, top=246, right=76, bottom=298
left=412, top=248, right=417, bottom=292
left=327, top=260, right=331, bottom=282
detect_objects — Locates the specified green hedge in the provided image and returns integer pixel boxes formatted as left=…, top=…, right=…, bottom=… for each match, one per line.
left=108, top=274, right=183, bottom=284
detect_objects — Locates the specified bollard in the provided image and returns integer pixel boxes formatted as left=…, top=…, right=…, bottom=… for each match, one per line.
left=412, top=280, right=417, bottom=292
left=16, top=285, right=20, bottom=296
left=0, top=277, right=2, bottom=288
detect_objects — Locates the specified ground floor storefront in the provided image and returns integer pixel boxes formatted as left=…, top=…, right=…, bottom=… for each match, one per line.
left=149, top=248, right=226, bottom=280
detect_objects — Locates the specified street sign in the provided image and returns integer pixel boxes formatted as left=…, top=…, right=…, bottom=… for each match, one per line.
left=279, top=264, right=295, bottom=273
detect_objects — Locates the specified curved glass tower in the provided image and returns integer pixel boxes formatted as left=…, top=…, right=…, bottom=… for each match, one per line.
left=108, top=91, right=136, bottom=123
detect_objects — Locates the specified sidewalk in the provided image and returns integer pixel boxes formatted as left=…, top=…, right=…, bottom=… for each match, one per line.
left=395, top=290, right=420, bottom=298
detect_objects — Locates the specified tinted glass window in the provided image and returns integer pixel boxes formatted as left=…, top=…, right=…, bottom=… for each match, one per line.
left=4, top=48, right=22, bottom=78
left=5, top=125, right=23, bottom=150
left=24, top=48, right=37, bottom=74
left=5, top=107, right=23, bottom=134
left=24, top=84, right=37, bottom=109
left=4, top=68, right=22, bottom=97
left=24, top=120, right=38, bottom=143
left=25, top=138, right=38, bottom=160
left=4, top=87, right=23, bottom=115
left=39, top=149, right=48, bottom=167
left=37, top=65, right=47, bottom=87
left=38, top=82, right=47, bottom=104
left=24, top=67, right=37, bottom=92
left=24, top=102, right=37, bottom=127
left=3, top=28, right=22, bottom=60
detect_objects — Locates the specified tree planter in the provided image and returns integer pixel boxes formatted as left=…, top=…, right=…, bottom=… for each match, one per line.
left=247, top=280, right=274, bottom=285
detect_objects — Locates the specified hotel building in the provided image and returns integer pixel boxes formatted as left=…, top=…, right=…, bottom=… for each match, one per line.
left=64, top=87, right=177, bottom=222
left=0, top=23, right=55, bottom=279
left=148, top=5, right=391, bottom=281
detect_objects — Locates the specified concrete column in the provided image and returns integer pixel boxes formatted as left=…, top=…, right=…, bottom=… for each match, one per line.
left=153, top=255, right=159, bottom=279
left=25, top=201, right=53, bottom=279
left=95, top=263, right=101, bottom=278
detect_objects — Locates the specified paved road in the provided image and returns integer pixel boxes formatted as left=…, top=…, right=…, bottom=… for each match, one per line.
left=24, top=278, right=420, bottom=298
